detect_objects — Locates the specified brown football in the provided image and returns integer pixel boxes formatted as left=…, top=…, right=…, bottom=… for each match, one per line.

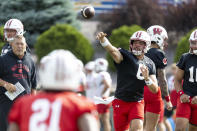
left=81, top=6, right=95, bottom=19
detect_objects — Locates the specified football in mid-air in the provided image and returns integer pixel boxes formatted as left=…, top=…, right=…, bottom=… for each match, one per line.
left=81, top=6, right=95, bottom=19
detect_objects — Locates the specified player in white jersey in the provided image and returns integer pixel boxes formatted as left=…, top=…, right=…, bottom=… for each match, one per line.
left=85, top=61, right=98, bottom=101
left=76, top=59, right=86, bottom=95
left=94, top=58, right=112, bottom=131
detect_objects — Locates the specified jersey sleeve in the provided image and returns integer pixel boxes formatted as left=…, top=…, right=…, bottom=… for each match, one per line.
left=8, top=97, right=22, bottom=125
left=176, top=54, right=187, bottom=70
left=114, top=48, right=133, bottom=67
left=156, top=51, right=167, bottom=69
left=146, top=49, right=167, bottom=69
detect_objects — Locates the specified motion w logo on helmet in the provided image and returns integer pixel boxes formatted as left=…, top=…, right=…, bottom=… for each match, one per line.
left=153, top=28, right=162, bottom=35
left=136, top=32, right=142, bottom=38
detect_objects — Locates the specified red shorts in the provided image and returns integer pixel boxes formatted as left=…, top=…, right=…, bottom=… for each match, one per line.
left=176, top=96, right=197, bottom=125
left=97, top=104, right=111, bottom=114
left=144, top=86, right=163, bottom=114
left=112, top=99, right=144, bottom=131
left=170, top=90, right=178, bottom=107
left=158, top=100, right=164, bottom=123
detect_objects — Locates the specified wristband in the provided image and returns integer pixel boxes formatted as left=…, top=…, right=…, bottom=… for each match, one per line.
left=165, top=96, right=170, bottom=102
left=100, top=38, right=110, bottom=47
left=178, top=90, right=184, bottom=96
left=145, top=78, right=153, bottom=86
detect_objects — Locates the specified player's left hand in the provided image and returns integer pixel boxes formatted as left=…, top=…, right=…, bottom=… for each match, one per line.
left=191, top=96, right=197, bottom=104
left=166, top=101, right=173, bottom=110
left=140, top=65, right=149, bottom=80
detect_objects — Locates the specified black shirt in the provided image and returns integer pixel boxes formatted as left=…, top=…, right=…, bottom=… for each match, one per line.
left=177, top=53, right=197, bottom=97
left=114, top=48, right=156, bottom=102
left=0, top=50, right=37, bottom=103
left=145, top=48, right=167, bottom=70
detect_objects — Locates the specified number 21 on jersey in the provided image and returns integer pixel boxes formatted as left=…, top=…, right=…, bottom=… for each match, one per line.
left=29, top=99, right=62, bottom=131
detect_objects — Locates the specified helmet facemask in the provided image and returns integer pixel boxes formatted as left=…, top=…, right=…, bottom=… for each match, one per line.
left=129, top=31, right=150, bottom=56
left=130, top=40, right=147, bottom=56
left=190, top=40, right=197, bottom=55
left=150, top=34, right=164, bottom=50
left=189, top=29, right=197, bottom=55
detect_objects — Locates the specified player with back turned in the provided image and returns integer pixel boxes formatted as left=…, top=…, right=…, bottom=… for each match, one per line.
left=8, top=49, right=99, bottom=131
left=144, top=25, right=173, bottom=131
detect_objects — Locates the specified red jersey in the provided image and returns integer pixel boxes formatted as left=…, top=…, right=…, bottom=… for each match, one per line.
left=8, top=91, right=97, bottom=131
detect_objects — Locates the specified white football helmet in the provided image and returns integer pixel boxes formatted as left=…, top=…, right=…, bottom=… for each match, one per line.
left=85, top=61, right=95, bottom=71
left=4, top=19, right=25, bottom=42
left=39, top=49, right=82, bottom=91
left=147, top=25, right=168, bottom=50
left=189, top=29, right=197, bottom=55
left=76, top=59, right=84, bottom=72
left=130, top=31, right=151, bottom=55
left=95, top=58, right=108, bottom=72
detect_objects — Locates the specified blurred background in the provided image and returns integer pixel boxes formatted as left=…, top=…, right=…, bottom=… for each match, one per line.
left=0, top=0, right=197, bottom=95
left=0, top=0, right=197, bottom=130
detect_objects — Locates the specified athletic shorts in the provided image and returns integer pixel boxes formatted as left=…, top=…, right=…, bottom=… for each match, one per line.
left=176, top=96, right=197, bottom=125
left=144, top=86, right=163, bottom=114
left=97, top=104, right=111, bottom=114
left=158, top=100, right=164, bottom=123
left=170, top=90, right=178, bottom=107
left=164, top=107, right=174, bottom=118
left=112, top=99, right=144, bottom=131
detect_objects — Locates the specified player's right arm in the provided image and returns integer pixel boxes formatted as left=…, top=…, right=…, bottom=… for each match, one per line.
left=141, top=65, right=158, bottom=93
left=96, top=32, right=123, bottom=64
left=78, top=113, right=99, bottom=131
left=174, top=68, right=184, bottom=93
left=174, top=68, right=190, bottom=103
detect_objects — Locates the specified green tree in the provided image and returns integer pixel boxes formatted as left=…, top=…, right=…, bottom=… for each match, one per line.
left=174, top=28, right=197, bottom=62
left=35, top=24, right=94, bottom=63
left=0, top=0, right=80, bottom=47
left=0, top=26, right=5, bottom=51
left=107, top=25, right=144, bottom=71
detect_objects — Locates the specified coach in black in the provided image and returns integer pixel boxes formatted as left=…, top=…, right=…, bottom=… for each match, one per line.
left=96, top=31, right=158, bottom=131
left=0, top=35, right=37, bottom=131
